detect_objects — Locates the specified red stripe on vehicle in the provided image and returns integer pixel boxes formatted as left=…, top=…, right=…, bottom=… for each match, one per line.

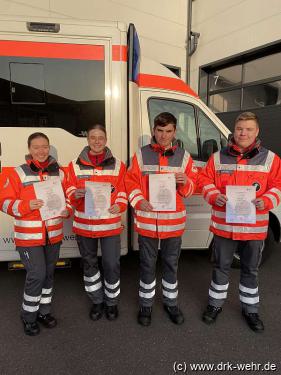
left=0, top=40, right=104, bottom=60
left=112, top=45, right=127, bottom=61
left=137, top=73, right=199, bottom=97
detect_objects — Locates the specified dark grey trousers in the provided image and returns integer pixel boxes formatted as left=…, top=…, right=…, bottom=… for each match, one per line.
left=138, top=235, right=182, bottom=307
left=17, top=243, right=61, bottom=322
left=209, top=235, right=263, bottom=313
left=76, top=235, right=121, bottom=306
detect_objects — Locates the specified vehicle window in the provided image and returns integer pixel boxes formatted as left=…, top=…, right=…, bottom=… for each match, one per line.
left=148, top=98, right=199, bottom=159
left=0, top=56, right=105, bottom=136
left=10, top=63, right=45, bottom=104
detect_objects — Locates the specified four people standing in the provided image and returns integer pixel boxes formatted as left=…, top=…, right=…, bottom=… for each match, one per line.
left=0, top=111, right=280, bottom=335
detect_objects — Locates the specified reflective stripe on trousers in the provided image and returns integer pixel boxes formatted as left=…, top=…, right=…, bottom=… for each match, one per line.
left=138, top=235, right=182, bottom=307
left=17, top=243, right=60, bottom=322
left=77, top=235, right=121, bottom=306
left=208, top=235, right=263, bottom=313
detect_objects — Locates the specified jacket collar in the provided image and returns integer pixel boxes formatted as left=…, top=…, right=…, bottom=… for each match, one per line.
left=76, top=146, right=115, bottom=167
left=150, top=137, right=178, bottom=156
left=227, top=136, right=261, bottom=159
left=25, top=155, right=59, bottom=173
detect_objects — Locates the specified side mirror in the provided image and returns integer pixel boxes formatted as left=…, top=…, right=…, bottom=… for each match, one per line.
left=202, top=139, right=218, bottom=161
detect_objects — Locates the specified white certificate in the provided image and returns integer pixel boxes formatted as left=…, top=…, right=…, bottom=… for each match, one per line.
left=226, top=185, right=256, bottom=224
left=34, top=177, right=66, bottom=221
left=85, top=181, right=111, bottom=217
left=149, top=173, right=176, bottom=211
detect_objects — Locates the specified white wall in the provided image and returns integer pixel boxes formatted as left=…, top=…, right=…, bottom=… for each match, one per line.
left=191, top=0, right=281, bottom=91
left=0, top=0, right=188, bottom=79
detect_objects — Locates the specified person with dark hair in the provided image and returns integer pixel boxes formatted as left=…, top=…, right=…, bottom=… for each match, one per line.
left=154, top=112, right=177, bottom=129
left=27, top=132, right=50, bottom=148
left=67, top=124, right=127, bottom=321
left=0, top=133, right=72, bottom=336
left=125, top=112, right=198, bottom=326
left=198, top=111, right=281, bottom=332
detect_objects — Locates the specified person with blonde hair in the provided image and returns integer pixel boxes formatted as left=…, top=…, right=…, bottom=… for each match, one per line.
left=199, top=112, right=281, bottom=332
left=67, top=124, right=127, bottom=321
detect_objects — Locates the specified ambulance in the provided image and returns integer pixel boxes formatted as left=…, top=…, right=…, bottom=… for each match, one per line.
left=0, top=17, right=279, bottom=263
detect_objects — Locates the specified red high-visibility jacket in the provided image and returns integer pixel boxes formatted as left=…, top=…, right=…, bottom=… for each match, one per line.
left=67, top=146, right=127, bottom=238
left=0, top=156, right=72, bottom=247
left=125, top=141, right=198, bottom=239
left=198, top=146, right=281, bottom=240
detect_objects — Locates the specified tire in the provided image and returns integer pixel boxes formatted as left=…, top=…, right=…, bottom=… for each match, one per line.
left=210, top=227, right=275, bottom=268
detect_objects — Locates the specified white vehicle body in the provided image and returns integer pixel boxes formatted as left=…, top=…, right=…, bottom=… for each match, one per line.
left=0, top=17, right=280, bottom=261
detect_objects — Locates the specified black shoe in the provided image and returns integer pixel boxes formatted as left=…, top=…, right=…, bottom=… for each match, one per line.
left=242, top=311, right=264, bottom=332
left=202, top=305, right=222, bottom=324
left=22, top=320, right=40, bottom=336
left=105, top=305, right=119, bottom=321
left=89, top=303, right=104, bottom=321
left=164, top=305, right=184, bottom=325
left=37, top=313, right=57, bottom=328
left=138, top=306, right=152, bottom=326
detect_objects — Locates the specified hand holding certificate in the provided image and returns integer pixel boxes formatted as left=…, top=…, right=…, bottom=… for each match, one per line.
left=149, top=173, right=176, bottom=211
left=226, top=185, right=256, bottom=224
left=34, top=177, right=66, bottom=221
left=85, top=181, right=111, bottom=217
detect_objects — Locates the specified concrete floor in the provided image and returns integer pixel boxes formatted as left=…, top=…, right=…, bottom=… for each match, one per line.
left=0, top=244, right=280, bottom=375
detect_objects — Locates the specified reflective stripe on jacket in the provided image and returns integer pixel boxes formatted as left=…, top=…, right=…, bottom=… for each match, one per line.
left=0, top=156, right=72, bottom=247
left=67, top=146, right=127, bottom=238
left=198, top=147, right=281, bottom=240
left=125, top=142, right=198, bottom=239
